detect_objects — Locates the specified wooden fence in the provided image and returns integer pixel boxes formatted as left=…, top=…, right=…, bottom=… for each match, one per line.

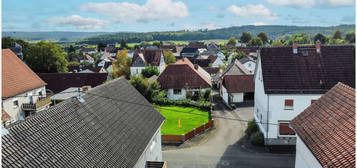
left=162, top=120, right=215, bottom=144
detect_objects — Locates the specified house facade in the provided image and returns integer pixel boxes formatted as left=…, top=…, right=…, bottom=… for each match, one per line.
left=1, top=78, right=165, bottom=168
left=220, top=75, right=254, bottom=104
left=131, top=49, right=166, bottom=76
left=2, top=49, right=50, bottom=125
left=158, top=58, right=212, bottom=100
left=239, top=56, right=256, bottom=74
left=254, top=44, right=355, bottom=146
left=292, top=83, right=355, bottom=168
left=180, top=47, right=199, bottom=58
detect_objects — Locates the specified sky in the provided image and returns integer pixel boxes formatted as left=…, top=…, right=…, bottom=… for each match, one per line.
left=2, top=0, right=356, bottom=32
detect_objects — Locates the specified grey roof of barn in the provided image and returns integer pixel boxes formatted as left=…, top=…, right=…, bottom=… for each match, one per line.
left=2, top=78, right=165, bottom=168
left=260, top=45, right=355, bottom=94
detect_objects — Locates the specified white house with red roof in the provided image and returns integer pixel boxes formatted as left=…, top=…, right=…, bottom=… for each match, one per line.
left=2, top=49, right=51, bottom=125
left=291, top=83, right=355, bottom=168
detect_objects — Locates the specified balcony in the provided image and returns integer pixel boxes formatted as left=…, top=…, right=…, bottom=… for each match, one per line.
left=22, top=97, right=51, bottom=111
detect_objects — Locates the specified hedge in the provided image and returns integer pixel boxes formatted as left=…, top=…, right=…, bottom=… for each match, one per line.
left=152, top=97, right=211, bottom=111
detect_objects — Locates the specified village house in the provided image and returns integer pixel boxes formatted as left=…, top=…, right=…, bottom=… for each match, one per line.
left=254, top=43, right=355, bottom=146
left=38, top=73, right=108, bottom=94
left=68, top=65, right=107, bottom=73
left=220, top=75, right=254, bottom=105
left=79, top=54, right=95, bottom=64
left=2, top=49, right=50, bottom=125
left=158, top=58, right=211, bottom=100
left=79, top=47, right=97, bottom=55
left=238, top=55, right=256, bottom=73
left=1, top=78, right=166, bottom=168
left=291, top=83, right=355, bottom=168
left=180, top=47, right=200, bottom=59
left=130, top=49, right=166, bottom=76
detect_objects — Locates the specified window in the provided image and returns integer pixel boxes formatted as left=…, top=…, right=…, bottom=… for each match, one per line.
left=13, top=99, right=19, bottom=108
left=173, top=89, right=181, bottom=95
left=38, top=91, right=43, bottom=96
left=284, top=99, right=294, bottom=110
left=311, top=99, right=317, bottom=104
left=279, top=122, right=295, bottom=135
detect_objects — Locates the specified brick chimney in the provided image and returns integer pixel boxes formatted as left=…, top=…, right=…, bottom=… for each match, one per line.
left=292, top=42, right=298, bottom=54
left=316, top=40, right=321, bottom=53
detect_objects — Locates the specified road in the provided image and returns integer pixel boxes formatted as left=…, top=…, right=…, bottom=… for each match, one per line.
left=162, top=95, right=295, bottom=168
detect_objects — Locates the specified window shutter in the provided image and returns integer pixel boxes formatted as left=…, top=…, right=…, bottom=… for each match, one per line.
left=285, top=99, right=294, bottom=106
left=279, top=123, right=295, bottom=135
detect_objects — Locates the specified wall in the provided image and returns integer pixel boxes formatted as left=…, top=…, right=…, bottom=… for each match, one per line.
left=220, top=86, right=229, bottom=104
left=231, top=93, right=244, bottom=103
left=167, top=88, right=186, bottom=100
left=295, top=136, right=322, bottom=168
left=134, top=127, right=163, bottom=168
left=243, top=61, right=256, bottom=74
left=2, top=86, right=46, bottom=123
left=211, top=58, right=225, bottom=67
left=130, top=67, right=146, bottom=76
left=220, top=86, right=244, bottom=104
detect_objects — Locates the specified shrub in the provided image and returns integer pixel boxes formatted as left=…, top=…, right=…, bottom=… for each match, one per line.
left=141, top=66, right=159, bottom=78
left=250, top=132, right=264, bottom=146
left=152, top=97, right=211, bottom=111
left=203, top=89, right=211, bottom=101
left=245, top=119, right=259, bottom=135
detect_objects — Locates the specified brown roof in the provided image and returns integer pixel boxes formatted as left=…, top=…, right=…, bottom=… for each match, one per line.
left=291, top=83, right=355, bottom=168
left=203, top=67, right=220, bottom=74
left=38, top=73, right=108, bottom=93
left=158, top=58, right=211, bottom=89
left=143, top=50, right=162, bottom=66
left=221, top=60, right=250, bottom=77
left=222, top=75, right=254, bottom=93
left=2, top=109, right=12, bottom=122
left=2, top=49, right=46, bottom=98
left=261, top=45, right=355, bottom=94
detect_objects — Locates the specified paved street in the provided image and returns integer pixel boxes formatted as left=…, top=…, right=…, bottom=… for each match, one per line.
left=163, top=94, right=295, bottom=168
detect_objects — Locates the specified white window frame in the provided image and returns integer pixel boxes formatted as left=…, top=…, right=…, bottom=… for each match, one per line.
left=173, top=89, right=182, bottom=95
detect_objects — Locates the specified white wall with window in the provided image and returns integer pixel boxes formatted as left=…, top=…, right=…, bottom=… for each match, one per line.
left=167, top=88, right=186, bottom=100
left=242, top=61, right=256, bottom=74
left=130, top=67, right=146, bottom=76
left=2, top=87, right=46, bottom=123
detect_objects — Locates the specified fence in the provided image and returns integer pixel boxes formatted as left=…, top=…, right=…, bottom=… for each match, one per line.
left=162, top=120, right=215, bottom=144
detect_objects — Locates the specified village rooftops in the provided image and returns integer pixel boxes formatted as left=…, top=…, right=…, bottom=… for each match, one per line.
left=291, top=82, right=355, bottom=168
left=221, top=60, right=251, bottom=77
left=2, top=49, right=46, bottom=98
left=222, top=75, right=254, bottom=93
left=260, top=44, right=355, bottom=94
left=1, top=78, right=165, bottom=168
left=132, top=49, right=163, bottom=67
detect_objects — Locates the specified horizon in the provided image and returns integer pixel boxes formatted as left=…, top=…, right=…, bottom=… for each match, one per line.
left=3, top=0, right=355, bottom=32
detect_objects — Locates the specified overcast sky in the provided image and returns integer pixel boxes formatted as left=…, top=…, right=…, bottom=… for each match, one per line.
left=2, top=0, right=355, bottom=32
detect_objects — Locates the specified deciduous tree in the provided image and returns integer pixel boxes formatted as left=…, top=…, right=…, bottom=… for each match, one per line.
left=240, top=32, right=252, bottom=43
left=112, top=49, right=131, bottom=79
left=163, top=50, right=176, bottom=64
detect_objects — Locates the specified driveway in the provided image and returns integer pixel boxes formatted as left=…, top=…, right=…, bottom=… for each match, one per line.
left=162, top=94, right=295, bottom=168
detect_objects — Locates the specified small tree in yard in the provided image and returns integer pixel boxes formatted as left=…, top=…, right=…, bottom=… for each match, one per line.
left=163, top=50, right=176, bottom=64
left=248, top=38, right=263, bottom=46
left=227, top=37, right=237, bottom=46
left=141, top=66, right=159, bottom=78
left=240, top=32, right=252, bottom=43
left=257, top=32, right=268, bottom=44
left=129, top=76, right=161, bottom=102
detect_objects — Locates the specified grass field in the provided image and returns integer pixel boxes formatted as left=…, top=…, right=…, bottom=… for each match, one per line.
left=156, top=106, right=209, bottom=135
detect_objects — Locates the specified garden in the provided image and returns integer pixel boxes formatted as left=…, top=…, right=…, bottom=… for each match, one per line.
left=155, top=106, right=210, bottom=135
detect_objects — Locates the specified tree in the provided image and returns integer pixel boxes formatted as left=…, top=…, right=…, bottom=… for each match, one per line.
left=227, top=37, right=237, bottom=46
left=271, top=40, right=284, bottom=46
left=26, top=41, right=68, bottom=73
left=112, top=49, right=131, bottom=79
left=288, top=33, right=312, bottom=45
left=313, top=33, right=328, bottom=44
left=129, top=76, right=161, bottom=102
left=163, top=50, right=176, bottom=64
left=68, top=45, right=75, bottom=53
left=332, top=30, right=342, bottom=39
left=257, top=32, right=268, bottom=44
left=120, top=40, right=128, bottom=49
left=68, top=61, right=80, bottom=66
left=97, top=43, right=106, bottom=52
left=141, top=66, right=159, bottom=78
left=248, top=38, right=263, bottom=46
left=231, top=51, right=246, bottom=62
left=345, top=32, right=355, bottom=43
left=240, top=32, right=252, bottom=43
left=2, top=37, right=30, bottom=60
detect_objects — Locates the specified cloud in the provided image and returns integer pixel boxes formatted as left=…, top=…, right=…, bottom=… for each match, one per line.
left=227, top=4, right=278, bottom=20
left=252, top=22, right=267, bottom=26
left=80, top=0, right=188, bottom=23
left=267, top=0, right=354, bottom=8
left=47, top=15, right=109, bottom=29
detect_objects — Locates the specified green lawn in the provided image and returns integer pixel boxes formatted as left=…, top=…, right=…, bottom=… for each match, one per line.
left=156, top=106, right=209, bottom=135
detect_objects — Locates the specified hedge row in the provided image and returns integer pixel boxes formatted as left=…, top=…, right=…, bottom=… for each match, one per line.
left=152, top=97, right=211, bottom=111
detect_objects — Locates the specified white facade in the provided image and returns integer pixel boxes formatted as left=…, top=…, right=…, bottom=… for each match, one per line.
left=130, top=67, right=146, bottom=76
left=295, top=136, right=322, bottom=168
left=211, top=58, right=225, bottom=68
left=167, top=88, right=210, bottom=100
left=254, top=56, right=322, bottom=145
left=220, top=85, right=244, bottom=104
left=133, top=127, right=163, bottom=168
left=2, top=86, right=47, bottom=123
left=242, top=61, right=256, bottom=74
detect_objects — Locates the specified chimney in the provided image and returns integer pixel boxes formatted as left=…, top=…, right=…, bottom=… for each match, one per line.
left=315, top=40, right=321, bottom=53
left=292, top=42, right=298, bottom=54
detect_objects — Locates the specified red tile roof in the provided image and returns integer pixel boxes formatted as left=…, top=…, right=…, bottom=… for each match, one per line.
left=261, top=45, right=355, bottom=94
left=2, top=49, right=46, bottom=98
left=222, top=75, right=254, bottom=93
left=158, top=58, right=211, bottom=89
left=2, top=109, right=12, bottom=122
left=291, top=82, right=355, bottom=168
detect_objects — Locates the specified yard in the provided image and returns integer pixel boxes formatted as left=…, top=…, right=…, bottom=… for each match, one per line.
left=156, top=106, right=209, bottom=135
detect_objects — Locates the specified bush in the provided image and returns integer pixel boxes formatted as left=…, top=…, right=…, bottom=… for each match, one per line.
left=141, top=66, right=159, bottom=78
left=203, top=89, right=211, bottom=101
left=152, top=97, right=211, bottom=111
left=245, top=119, right=259, bottom=135
left=250, top=132, right=264, bottom=146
